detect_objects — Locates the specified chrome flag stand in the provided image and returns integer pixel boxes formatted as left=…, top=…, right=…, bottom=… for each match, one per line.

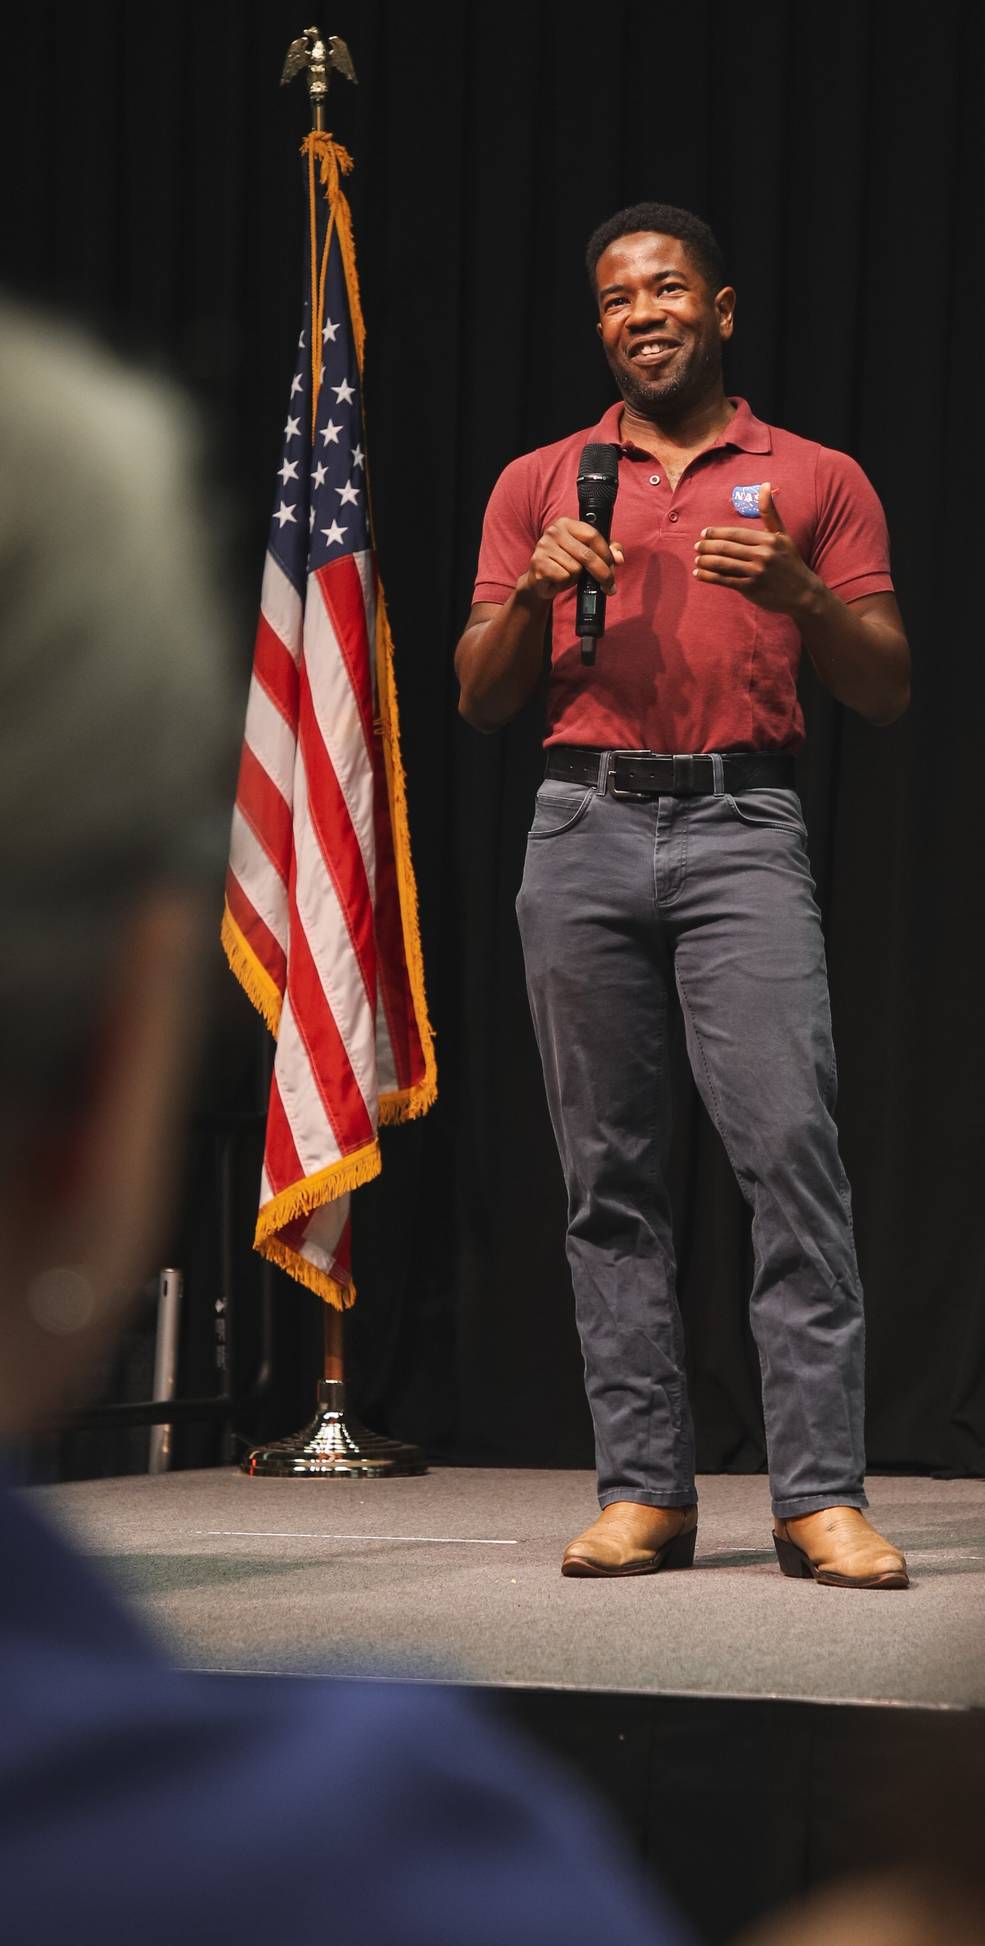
left=239, top=28, right=428, bottom=1480
left=243, top=1310, right=426, bottom=1478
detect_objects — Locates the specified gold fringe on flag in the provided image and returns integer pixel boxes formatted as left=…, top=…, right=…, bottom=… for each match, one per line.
left=255, top=1138, right=383, bottom=1235
left=220, top=906, right=283, bottom=1038
left=257, top=1238, right=358, bottom=1308
left=254, top=1138, right=384, bottom=1310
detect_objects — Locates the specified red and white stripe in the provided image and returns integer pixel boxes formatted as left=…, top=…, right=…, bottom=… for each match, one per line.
left=224, top=546, right=421, bottom=1302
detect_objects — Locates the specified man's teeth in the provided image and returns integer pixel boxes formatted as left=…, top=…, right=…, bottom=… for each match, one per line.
left=634, top=341, right=676, bottom=356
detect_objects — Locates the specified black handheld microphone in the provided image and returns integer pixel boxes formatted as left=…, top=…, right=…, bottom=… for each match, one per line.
left=575, top=442, right=620, bottom=666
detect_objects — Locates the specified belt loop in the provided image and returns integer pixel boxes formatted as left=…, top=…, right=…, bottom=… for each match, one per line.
left=597, top=751, right=611, bottom=797
left=711, top=752, right=725, bottom=795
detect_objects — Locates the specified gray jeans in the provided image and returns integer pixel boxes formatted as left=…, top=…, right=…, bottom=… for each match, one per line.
left=515, top=766, right=868, bottom=1521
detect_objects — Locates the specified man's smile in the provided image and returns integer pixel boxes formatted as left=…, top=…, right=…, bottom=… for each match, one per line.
left=626, top=337, right=682, bottom=366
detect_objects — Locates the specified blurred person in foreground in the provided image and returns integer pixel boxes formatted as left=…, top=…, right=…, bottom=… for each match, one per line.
left=0, top=300, right=689, bottom=1946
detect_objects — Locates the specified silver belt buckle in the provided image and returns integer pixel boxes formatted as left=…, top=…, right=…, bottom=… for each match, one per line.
left=608, top=749, right=660, bottom=800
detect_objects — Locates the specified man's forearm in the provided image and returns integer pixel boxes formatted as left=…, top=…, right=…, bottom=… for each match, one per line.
left=792, top=579, right=910, bottom=726
left=455, top=582, right=549, bottom=733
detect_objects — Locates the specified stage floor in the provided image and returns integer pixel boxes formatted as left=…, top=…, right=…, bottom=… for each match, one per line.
left=28, top=1467, right=985, bottom=1708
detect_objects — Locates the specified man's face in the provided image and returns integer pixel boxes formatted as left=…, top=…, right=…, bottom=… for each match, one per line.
left=594, top=231, right=735, bottom=415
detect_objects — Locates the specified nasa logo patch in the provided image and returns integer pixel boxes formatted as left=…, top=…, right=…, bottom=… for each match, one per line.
left=730, top=484, right=763, bottom=518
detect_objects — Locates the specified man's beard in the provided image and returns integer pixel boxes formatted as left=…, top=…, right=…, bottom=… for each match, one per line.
left=609, top=334, right=719, bottom=418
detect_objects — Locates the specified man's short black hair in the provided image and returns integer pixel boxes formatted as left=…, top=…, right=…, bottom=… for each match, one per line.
left=585, top=203, right=727, bottom=299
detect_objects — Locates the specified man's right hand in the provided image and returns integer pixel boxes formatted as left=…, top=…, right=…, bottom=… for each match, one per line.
left=517, top=519, right=624, bottom=604
left=456, top=522, right=624, bottom=732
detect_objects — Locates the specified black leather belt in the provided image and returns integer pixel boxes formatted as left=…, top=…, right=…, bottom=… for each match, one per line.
left=544, top=746, right=797, bottom=798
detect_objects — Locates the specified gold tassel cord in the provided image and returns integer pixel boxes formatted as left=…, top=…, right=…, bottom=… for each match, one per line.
left=301, top=129, right=438, bottom=1121
left=301, top=133, right=365, bottom=368
left=307, top=134, right=339, bottom=436
left=375, top=590, right=438, bottom=1117
left=312, top=204, right=337, bottom=433
left=307, top=139, right=321, bottom=431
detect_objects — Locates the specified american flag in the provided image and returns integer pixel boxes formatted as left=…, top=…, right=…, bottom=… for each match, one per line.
left=222, top=134, right=436, bottom=1307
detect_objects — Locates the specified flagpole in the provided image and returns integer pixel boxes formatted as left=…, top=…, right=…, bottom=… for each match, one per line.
left=297, top=27, right=350, bottom=1398
left=241, top=25, right=426, bottom=1478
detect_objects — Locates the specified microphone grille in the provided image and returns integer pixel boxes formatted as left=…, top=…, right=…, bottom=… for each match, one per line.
left=578, top=442, right=620, bottom=480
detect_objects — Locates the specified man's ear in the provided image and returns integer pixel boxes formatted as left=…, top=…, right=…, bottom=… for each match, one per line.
left=717, top=286, right=737, bottom=341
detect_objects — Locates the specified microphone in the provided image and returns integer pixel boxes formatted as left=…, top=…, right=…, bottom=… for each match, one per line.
left=576, top=442, right=620, bottom=666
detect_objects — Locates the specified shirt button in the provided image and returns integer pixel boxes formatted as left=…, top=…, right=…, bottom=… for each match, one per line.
left=668, top=510, right=679, bottom=523
left=648, top=473, right=661, bottom=485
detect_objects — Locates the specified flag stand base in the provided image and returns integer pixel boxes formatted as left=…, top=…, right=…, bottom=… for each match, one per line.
left=241, top=1379, right=428, bottom=1477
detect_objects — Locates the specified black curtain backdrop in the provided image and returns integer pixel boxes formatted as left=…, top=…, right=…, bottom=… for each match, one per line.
left=6, top=2, right=984, bottom=1477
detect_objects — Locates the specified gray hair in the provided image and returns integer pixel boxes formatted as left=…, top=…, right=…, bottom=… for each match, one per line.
left=0, top=300, right=236, bottom=1138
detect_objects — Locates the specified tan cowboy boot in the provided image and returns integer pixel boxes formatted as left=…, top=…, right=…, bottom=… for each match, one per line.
left=561, top=1501, right=698, bottom=1578
left=773, top=1506, right=909, bottom=1588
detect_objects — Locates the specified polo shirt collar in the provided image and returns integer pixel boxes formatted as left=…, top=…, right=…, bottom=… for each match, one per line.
left=592, top=395, right=772, bottom=456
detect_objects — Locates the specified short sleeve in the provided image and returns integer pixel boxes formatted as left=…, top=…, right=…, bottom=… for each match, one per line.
left=810, top=448, right=894, bottom=602
left=472, top=452, right=542, bottom=605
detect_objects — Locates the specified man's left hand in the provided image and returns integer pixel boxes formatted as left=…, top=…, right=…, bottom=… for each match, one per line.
left=692, top=482, right=816, bottom=614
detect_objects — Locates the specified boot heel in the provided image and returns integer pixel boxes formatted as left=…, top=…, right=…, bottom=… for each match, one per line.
left=662, top=1523, right=697, bottom=1571
left=773, top=1534, right=814, bottom=1580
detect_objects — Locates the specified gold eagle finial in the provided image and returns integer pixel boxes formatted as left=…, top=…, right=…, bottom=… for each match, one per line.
left=281, top=28, right=358, bottom=108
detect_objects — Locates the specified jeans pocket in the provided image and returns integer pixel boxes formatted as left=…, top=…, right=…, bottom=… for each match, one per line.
left=527, top=781, right=595, bottom=839
left=724, top=787, right=805, bottom=833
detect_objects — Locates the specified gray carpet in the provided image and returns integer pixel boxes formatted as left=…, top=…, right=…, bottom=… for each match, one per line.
left=27, top=1468, right=985, bottom=1707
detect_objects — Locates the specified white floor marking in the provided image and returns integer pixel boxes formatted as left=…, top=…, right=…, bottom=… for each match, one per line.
left=190, top=1530, right=518, bottom=1546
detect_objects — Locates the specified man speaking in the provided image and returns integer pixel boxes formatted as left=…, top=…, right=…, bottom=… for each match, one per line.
left=454, top=202, right=911, bottom=1590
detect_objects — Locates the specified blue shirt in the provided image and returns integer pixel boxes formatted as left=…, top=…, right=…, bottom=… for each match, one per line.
left=0, top=1483, right=691, bottom=1946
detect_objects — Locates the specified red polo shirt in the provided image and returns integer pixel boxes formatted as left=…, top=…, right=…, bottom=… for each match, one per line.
left=471, top=397, right=893, bottom=752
